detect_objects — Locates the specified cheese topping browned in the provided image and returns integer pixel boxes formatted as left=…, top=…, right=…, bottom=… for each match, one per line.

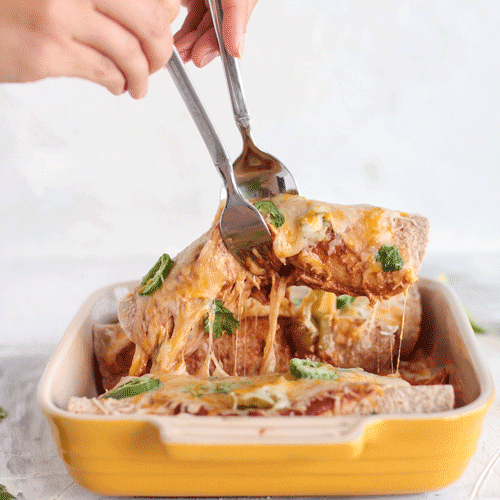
left=116, top=195, right=429, bottom=380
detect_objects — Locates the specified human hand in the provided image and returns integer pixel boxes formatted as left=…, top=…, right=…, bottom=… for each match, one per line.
left=0, top=0, right=180, bottom=99
left=174, top=0, right=258, bottom=67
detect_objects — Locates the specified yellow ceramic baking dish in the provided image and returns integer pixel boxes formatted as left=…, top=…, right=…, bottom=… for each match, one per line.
left=37, top=278, right=494, bottom=497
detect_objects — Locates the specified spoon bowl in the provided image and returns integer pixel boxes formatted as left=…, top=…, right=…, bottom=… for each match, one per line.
left=233, top=130, right=298, bottom=200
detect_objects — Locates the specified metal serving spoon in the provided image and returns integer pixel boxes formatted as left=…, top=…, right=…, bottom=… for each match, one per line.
left=167, top=48, right=272, bottom=268
left=208, top=0, right=299, bottom=200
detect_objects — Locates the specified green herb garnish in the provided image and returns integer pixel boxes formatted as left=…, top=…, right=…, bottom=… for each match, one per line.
left=375, top=245, right=404, bottom=272
left=185, top=380, right=244, bottom=397
left=101, top=376, right=161, bottom=400
left=0, top=484, right=16, bottom=500
left=0, top=407, right=7, bottom=421
left=204, top=300, right=240, bottom=339
left=289, top=358, right=339, bottom=380
left=336, top=294, right=355, bottom=309
left=253, top=200, right=285, bottom=228
left=466, top=309, right=487, bottom=334
left=138, top=254, right=174, bottom=295
left=437, top=274, right=488, bottom=334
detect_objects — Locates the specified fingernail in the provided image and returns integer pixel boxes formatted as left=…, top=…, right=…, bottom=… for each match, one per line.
left=178, top=49, right=190, bottom=63
left=200, top=50, right=218, bottom=67
left=236, top=35, right=245, bottom=58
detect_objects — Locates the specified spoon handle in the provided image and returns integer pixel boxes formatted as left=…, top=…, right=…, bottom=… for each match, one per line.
left=166, top=48, right=238, bottom=196
left=208, top=0, right=251, bottom=132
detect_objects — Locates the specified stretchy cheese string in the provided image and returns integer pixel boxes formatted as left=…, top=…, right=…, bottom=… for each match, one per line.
left=363, top=301, right=378, bottom=373
left=260, top=275, right=288, bottom=374
left=395, top=290, right=408, bottom=375
left=129, top=343, right=148, bottom=377
left=153, top=300, right=203, bottom=374
left=376, top=303, right=381, bottom=375
left=235, top=287, right=247, bottom=376
left=389, top=316, right=394, bottom=374
left=197, top=301, right=215, bottom=378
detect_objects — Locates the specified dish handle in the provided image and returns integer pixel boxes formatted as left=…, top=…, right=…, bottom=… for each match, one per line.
left=147, top=415, right=371, bottom=461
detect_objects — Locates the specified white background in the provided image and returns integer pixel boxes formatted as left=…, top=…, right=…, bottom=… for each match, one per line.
left=1, top=0, right=499, bottom=345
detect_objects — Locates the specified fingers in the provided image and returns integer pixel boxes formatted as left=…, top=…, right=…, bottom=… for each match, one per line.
left=190, top=25, right=219, bottom=67
left=66, top=44, right=128, bottom=96
left=174, top=0, right=259, bottom=67
left=175, top=9, right=218, bottom=66
left=27, top=35, right=128, bottom=95
left=174, top=4, right=212, bottom=62
left=219, top=0, right=249, bottom=57
left=73, top=0, right=178, bottom=98
left=174, top=0, right=206, bottom=44
left=74, top=15, right=144, bottom=98
left=95, top=0, right=175, bottom=74
left=0, top=0, right=180, bottom=97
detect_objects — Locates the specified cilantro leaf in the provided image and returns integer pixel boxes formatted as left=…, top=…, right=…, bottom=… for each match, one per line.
left=465, top=308, right=487, bottom=334
left=101, top=376, right=161, bottom=400
left=289, top=358, right=339, bottom=380
left=336, top=295, right=355, bottom=309
left=0, top=484, right=16, bottom=499
left=138, top=254, right=174, bottom=296
left=253, top=200, right=285, bottom=228
left=204, top=300, right=239, bottom=339
left=0, top=407, right=7, bottom=422
left=376, top=245, right=404, bottom=272
left=437, top=274, right=488, bottom=334
left=185, top=380, right=244, bottom=397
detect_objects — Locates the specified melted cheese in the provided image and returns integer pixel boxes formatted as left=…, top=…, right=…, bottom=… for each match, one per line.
left=116, top=194, right=425, bottom=388
left=260, top=276, right=288, bottom=374
left=232, top=375, right=292, bottom=410
left=292, top=287, right=410, bottom=376
left=71, top=195, right=437, bottom=418
left=295, top=289, right=402, bottom=342
left=270, top=195, right=400, bottom=262
left=77, top=369, right=411, bottom=417
left=395, top=290, right=408, bottom=375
